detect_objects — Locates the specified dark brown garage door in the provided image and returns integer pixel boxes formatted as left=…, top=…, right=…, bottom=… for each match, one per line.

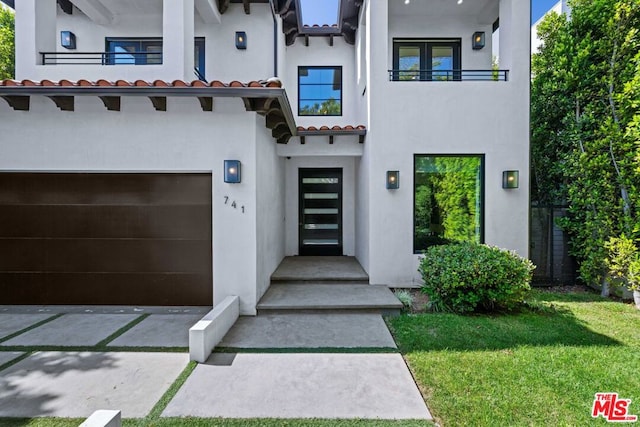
left=0, top=173, right=212, bottom=306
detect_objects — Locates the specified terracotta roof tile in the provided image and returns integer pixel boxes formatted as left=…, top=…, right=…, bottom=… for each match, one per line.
left=296, top=125, right=367, bottom=133
left=0, top=79, right=283, bottom=89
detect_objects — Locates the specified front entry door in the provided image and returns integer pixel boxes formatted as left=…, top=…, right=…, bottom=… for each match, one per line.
left=299, top=168, right=343, bottom=256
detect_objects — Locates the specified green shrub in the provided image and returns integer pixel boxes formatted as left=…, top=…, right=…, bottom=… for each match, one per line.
left=419, top=242, right=535, bottom=313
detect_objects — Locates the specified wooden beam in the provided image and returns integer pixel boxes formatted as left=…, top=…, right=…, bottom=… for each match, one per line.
left=1, top=96, right=30, bottom=111
left=217, top=0, right=230, bottom=14
left=198, top=97, right=213, bottom=112
left=300, top=136, right=305, bottom=145
left=148, top=96, right=167, bottom=112
left=359, top=134, right=365, bottom=144
left=99, top=96, right=120, bottom=111
left=242, top=0, right=250, bottom=14
left=329, top=135, right=334, bottom=144
left=329, top=34, right=334, bottom=47
left=304, top=34, right=309, bottom=47
left=68, top=0, right=114, bottom=25
left=57, top=0, right=73, bottom=14
left=265, top=110, right=285, bottom=129
left=272, top=123, right=291, bottom=141
left=47, top=96, right=74, bottom=111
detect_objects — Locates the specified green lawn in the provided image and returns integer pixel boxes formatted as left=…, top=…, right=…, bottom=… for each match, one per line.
left=387, top=289, right=640, bottom=426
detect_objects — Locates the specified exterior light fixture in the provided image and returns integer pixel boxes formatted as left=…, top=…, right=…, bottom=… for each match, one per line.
left=502, top=170, right=519, bottom=189
left=60, top=31, right=76, bottom=50
left=224, top=160, right=241, bottom=183
left=472, top=31, right=485, bottom=50
left=386, top=171, right=399, bottom=190
left=235, top=32, right=247, bottom=50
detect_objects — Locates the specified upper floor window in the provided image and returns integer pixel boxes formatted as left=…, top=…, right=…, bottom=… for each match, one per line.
left=106, top=38, right=163, bottom=65
left=393, top=40, right=461, bottom=81
left=105, top=38, right=206, bottom=79
left=298, top=66, right=342, bottom=116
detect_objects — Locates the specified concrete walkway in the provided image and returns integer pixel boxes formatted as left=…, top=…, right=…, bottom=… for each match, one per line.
left=0, top=303, right=432, bottom=422
left=163, top=353, right=431, bottom=420
left=219, top=313, right=397, bottom=349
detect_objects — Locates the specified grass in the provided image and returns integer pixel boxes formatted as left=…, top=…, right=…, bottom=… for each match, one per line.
left=387, top=289, right=640, bottom=426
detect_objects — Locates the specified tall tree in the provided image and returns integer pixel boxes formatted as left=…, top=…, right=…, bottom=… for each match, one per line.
left=531, top=0, right=640, bottom=292
left=0, top=7, right=14, bottom=80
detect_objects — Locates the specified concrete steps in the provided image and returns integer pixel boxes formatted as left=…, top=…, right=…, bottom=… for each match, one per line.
left=219, top=257, right=402, bottom=350
left=270, top=256, right=369, bottom=283
left=257, top=284, right=402, bottom=316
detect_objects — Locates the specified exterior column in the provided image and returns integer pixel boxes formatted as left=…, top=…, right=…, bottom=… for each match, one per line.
left=499, top=0, right=530, bottom=84
left=15, top=0, right=56, bottom=79
left=162, top=0, right=195, bottom=81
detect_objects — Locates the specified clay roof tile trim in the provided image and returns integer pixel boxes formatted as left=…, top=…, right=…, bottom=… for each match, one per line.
left=0, top=79, right=283, bottom=91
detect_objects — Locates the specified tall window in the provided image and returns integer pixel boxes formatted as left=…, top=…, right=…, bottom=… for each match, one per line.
left=393, top=40, right=461, bottom=81
left=298, top=66, right=342, bottom=116
left=414, top=155, right=484, bottom=252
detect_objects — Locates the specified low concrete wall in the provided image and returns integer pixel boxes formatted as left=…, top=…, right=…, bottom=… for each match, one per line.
left=189, top=295, right=240, bottom=363
left=79, top=410, right=121, bottom=427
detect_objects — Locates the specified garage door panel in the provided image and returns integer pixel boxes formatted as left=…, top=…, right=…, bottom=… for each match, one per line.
left=0, top=205, right=211, bottom=239
left=0, top=272, right=211, bottom=306
left=0, top=173, right=211, bottom=206
left=0, top=239, right=211, bottom=273
left=0, top=173, right=213, bottom=306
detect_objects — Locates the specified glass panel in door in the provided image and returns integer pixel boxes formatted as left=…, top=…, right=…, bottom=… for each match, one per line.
left=431, top=46, right=454, bottom=80
left=299, top=169, right=343, bottom=255
left=398, top=46, right=421, bottom=81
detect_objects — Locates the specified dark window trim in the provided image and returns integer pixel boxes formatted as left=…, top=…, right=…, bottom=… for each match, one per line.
left=413, top=154, right=485, bottom=254
left=104, top=37, right=205, bottom=72
left=105, top=37, right=163, bottom=65
left=393, top=39, right=462, bottom=81
left=298, top=65, right=343, bottom=117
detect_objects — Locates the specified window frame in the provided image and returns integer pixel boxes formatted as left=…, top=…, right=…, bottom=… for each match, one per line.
left=298, top=65, right=343, bottom=117
left=413, top=154, right=485, bottom=254
left=105, top=37, right=163, bottom=65
left=104, top=37, right=205, bottom=74
left=393, top=39, right=462, bottom=81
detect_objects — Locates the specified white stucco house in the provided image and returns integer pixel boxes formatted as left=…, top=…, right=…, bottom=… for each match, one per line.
left=0, top=0, right=530, bottom=315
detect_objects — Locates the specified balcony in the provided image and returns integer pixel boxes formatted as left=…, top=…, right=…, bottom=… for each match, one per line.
left=41, top=51, right=163, bottom=66
left=388, top=69, right=509, bottom=82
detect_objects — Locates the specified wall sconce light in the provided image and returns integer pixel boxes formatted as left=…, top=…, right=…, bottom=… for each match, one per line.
left=472, top=31, right=485, bottom=50
left=224, top=160, right=241, bottom=183
left=235, top=32, right=247, bottom=50
left=60, top=31, right=76, bottom=50
left=386, top=171, right=399, bottom=190
left=502, top=170, right=519, bottom=189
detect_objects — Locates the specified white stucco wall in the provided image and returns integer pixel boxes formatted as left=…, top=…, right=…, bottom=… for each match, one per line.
left=362, top=0, right=530, bottom=286
left=15, top=1, right=276, bottom=82
left=388, top=14, right=493, bottom=71
left=283, top=38, right=360, bottom=127
left=255, top=115, right=286, bottom=301
left=0, top=96, right=277, bottom=315
left=284, top=156, right=357, bottom=256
